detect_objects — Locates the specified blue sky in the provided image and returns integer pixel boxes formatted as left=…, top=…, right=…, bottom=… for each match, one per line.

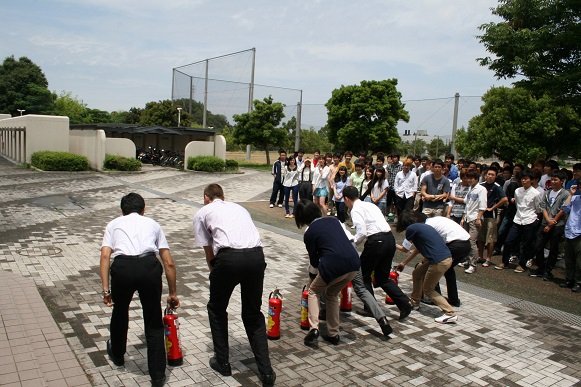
left=2, top=0, right=513, bottom=137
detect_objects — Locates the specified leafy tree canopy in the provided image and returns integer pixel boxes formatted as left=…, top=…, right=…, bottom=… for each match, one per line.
left=478, top=0, right=581, bottom=109
left=325, top=79, right=409, bottom=154
left=397, top=138, right=427, bottom=157
left=0, top=55, right=54, bottom=115
left=455, top=86, right=581, bottom=163
left=232, top=96, right=286, bottom=165
left=139, top=100, right=192, bottom=127
left=426, top=137, right=451, bottom=159
left=173, top=98, right=229, bottom=129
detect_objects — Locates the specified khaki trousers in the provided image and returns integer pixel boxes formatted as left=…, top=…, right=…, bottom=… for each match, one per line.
left=308, top=271, right=357, bottom=336
left=411, top=258, right=455, bottom=316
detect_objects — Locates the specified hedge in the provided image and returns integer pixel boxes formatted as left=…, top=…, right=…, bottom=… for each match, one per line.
left=187, top=156, right=226, bottom=172
left=31, top=151, right=89, bottom=171
left=225, top=159, right=239, bottom=171
left=104, top=154, right=142, bottom=171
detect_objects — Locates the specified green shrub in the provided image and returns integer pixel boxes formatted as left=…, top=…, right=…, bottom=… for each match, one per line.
left=104, top=154, right=142, bottom=171
left=31, top=151, right=89, bottom=171
left=187, top=156, right=226, bottom=172
left=225, top=159, right=239, bottom=171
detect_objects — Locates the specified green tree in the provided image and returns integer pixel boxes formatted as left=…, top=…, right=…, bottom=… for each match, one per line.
left=455, top=86, right=581, bottom=162
left=426, top=137, right=450, bottom=159
left=326, top=79, right=409, bottom=154
left=0, top=56, right=54, bottom=115
left=398, top=138, right=427, bottom=156
left=298, top=127, right=332, bottom=153
left=111, top=107, right=142, bottom=124
left=478, top=0, right=581, bottom=109
left=53, top=91, right=88, bottom=124
left=85, top=108, right=111, bottom=123
left=173, top=98, right=230, bottom=129
left=140, top=100, right=192, bottom=127
left=232, top=96, right=286, bottom=165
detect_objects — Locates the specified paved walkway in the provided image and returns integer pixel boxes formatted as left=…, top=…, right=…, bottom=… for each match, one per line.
left=0, top=157, right=580, bottom=386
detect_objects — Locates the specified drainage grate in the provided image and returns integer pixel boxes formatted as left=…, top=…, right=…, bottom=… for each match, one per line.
left=16, top=245, right=63, bottom=257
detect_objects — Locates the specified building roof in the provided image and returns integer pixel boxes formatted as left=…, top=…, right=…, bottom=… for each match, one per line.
left=69, top=123, right=219, bottom=135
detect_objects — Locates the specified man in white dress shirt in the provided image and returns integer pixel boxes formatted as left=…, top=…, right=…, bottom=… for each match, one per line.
left=193, top=184, right=275, bottom=386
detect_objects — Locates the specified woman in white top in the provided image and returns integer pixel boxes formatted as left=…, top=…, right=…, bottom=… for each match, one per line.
left=282, top=157, right=300, bottom=218
left=371, top=167, right=389, bottom=215
left=298, top=158, right=314, bottom=201
left=312, top=155, right=331, bottom=216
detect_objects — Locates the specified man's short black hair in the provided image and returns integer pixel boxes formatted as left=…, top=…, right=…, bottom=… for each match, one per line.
left=294, top=199, right=322, bottom=228
left=433, top=159, right=445, bottom=168
left=343, top=186, right=359, bottom=201
left=279, top=149, right=286, bottom=155
left=551, top=170, right=567, bottom=181
left=573, top=163, right=581, bottom=172
left=376, top=155, right=385, bottom=162
left=445, top=153, right=455, bottom=161
left=121, top=192, right=145, bottom=215
left=395, top=210, right=427, bottom=233
left=546, top=160, right=559, bottom=170
left=521, top=169, right=536, bottom=180
left=298, top=148, right=305, bottom=154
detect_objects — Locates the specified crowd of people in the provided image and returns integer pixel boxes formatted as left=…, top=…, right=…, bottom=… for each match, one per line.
left=270, top=149, right=581, bottom=305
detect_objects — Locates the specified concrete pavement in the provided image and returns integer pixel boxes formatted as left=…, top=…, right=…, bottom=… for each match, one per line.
left=0, top=157, right=580, bottom=386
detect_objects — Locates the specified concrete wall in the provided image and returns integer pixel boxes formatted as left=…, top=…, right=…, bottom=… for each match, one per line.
left=69, top=129, right=106, bottom=170
left=0, top=115, right=69, bottom=164
left=105, top=138, right=136, bottom=159
left=214, top=135, right=226, bottom=160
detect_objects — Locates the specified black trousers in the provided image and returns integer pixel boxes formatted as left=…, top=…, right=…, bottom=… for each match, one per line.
left=503, top=220, right=539, bottom=267
left=207, top=247, right=273, bottom=375
left=535, top=224, right=565, bottom=273
left=360, top=232, right=410, bottom=311
left=435, top=240, right=471, bottom=303
left=110, top=254, right=165, bottom=380
left=395, top=195, right=414, bottom=217
left=299, top=181, right=313, bottom=201
left=269, top=181, right=284, bottom=205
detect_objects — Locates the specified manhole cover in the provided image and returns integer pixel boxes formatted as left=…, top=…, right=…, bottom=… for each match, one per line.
left=16, top=245, right=62, bottom=256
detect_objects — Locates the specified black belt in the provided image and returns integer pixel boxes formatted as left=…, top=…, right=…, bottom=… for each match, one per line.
left=368, top=232, right=390, bottom=240
left=218, top=247, right=263, bottom=254
left=115, top=252, right=157, bottom=259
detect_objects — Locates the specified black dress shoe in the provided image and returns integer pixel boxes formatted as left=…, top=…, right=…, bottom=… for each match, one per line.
left=209, top=357, right=232, bottom=376
left=572, top=284, right=581, bottom=293
left=377, top=316, right=392, bottom=337
left=151, top=376, right=166, bottom=387
left=259, top=372, right=276, bottom=386
left=542, top=271, right=554, bottom=281
left=304, top=329, right=319, bottom=343
left=560, top=281, right=575, bottom=288
left=106, top=340, right=124, bottom=366
left=399, top=302, right=413, bottom=321
left=322, top=334, right=340, bottom=345
left=356, top=309, right=373, bottom=318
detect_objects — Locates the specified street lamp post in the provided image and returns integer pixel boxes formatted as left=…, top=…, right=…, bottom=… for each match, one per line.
left=17, top=109, right=25, bottom=116
left=177, top=107, right=182, bottom=127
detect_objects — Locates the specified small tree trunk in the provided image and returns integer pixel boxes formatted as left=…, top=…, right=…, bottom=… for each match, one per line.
left=265, top=149, right=271, bottom=165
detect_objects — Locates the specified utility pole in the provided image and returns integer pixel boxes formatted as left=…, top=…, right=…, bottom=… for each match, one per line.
left=246, top=47, right=256, bottom=161
left=294, top=91, right=303, bottom=152
left=450, top=92, right=459, bottom=157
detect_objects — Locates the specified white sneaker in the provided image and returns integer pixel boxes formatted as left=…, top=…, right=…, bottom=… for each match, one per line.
left=350, top=225, right=355, bottom=229
left=327, top=211, right=331, bottom=215
left=435, top=314, right=458, bottom=324
left=269, top=204, right=274, bottom=208
left=509, top=256, right=518, bottom=264
left=526, top=259, right=533, bottom=268
left=464, top=266, right=476, bottom=274
left=278, top=204, right=283, bottom=208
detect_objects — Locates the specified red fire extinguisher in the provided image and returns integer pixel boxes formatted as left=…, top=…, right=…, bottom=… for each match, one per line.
left=385, top=267, right=400, bottom=305
left=267, top=288, right=282, bottom=340
left=340, top=282, right=353, bottom=312
left=300, top=285, right=309, bottom=330
left=163, top=304, right=183, bottom=366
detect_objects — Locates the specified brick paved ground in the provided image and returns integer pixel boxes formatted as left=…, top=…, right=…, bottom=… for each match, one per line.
left=0, top=156, right=580, bottom=387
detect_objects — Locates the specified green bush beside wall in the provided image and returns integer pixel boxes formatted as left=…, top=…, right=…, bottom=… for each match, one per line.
left=187, top=156, right=226, bottom=172
left=31, top=151, right=89, bottom=171
left=104, top=154, right=142, bottom=171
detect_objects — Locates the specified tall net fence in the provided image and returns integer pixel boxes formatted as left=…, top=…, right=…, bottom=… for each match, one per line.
left=172, top=49, right=301, bottom=128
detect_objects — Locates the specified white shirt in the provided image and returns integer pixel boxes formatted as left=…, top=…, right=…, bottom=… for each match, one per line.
left=513, top=186, right=542, bottom=225
left=102, top=212, right=169, bottom=258
left=464, top=184, right=487, bottom=222
left=394, top=170, right=418, bottom=199
left=282, top=167, right=299, bottom=187
left=193, top=199, right=262, bottom=256
left=351, top=199, right=391, bottom=245
left=426, top=216, right=470, bottom=243
left=312, top=165, right=330, bottom=189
